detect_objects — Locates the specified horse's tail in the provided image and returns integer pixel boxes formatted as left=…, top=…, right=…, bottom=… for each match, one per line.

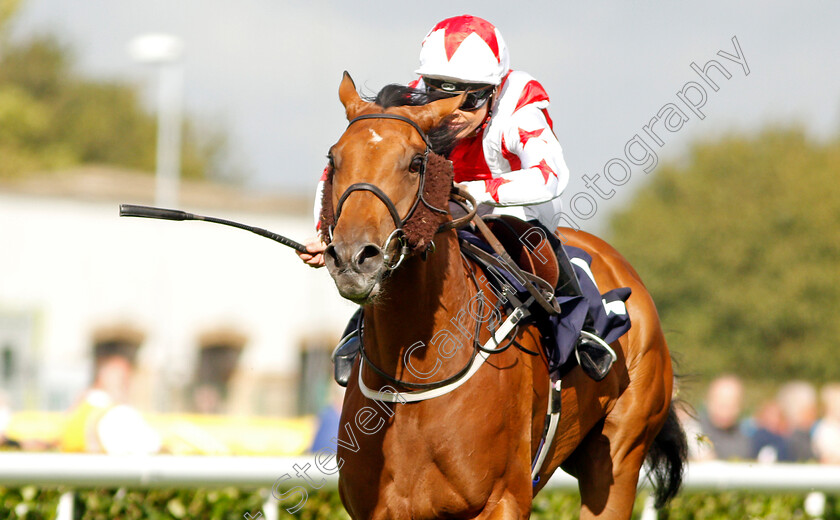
left=645, top=401, right=688, bottom=508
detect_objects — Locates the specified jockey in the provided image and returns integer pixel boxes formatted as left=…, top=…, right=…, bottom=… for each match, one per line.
left=298, top=15, right=616, bottom=381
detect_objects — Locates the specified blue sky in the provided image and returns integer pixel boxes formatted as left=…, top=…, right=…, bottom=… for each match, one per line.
left=10, top=1, right=840, bottom=230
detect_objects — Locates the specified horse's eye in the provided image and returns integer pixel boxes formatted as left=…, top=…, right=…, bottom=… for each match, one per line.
left=327, top=154, right=336, bottom=169
left=409, top=155, right=424, bottom=174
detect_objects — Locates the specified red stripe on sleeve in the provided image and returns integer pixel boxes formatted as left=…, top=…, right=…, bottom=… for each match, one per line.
left=484, top=177, right=510, bottom=203
left=518, top=127, right=544, bottom=148
left=535, top=159, right=555, bottom=183
left=514, top=80, right=550, bottom=113
left=501, top=133, right=522, bottom=171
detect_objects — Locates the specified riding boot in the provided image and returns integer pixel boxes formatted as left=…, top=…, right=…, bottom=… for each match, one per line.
left=553, top=237, right=617, bottom=382
left=332, top=308, right=362, bottom=387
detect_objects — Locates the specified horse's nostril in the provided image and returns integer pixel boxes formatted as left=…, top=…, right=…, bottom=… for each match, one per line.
left=355, top=244, right=382, bottom=266
left=325, top=244, right=340, bottom=266
left=329, top=242, right=382, bottom=272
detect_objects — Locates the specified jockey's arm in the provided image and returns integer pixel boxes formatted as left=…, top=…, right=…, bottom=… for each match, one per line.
left=457, top=106, right=570, bottom=207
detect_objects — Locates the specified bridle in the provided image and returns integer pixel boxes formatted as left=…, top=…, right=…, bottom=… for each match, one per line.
left=330, top=113, right=518, bottom=393
left=329, top=113, right=449, bottom=270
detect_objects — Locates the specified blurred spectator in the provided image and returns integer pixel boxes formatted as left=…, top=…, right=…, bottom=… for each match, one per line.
left=750, top=400, right=792, bottom=463
left=61, top=325, right=161, bottom=455
left=191, top=328, right=247, bottom=414
left=310, top=384, right=345, bottom=453
left=778, top=380, right=818, bottom=461
left=698, top=374, right=751, bottom=460
left=676, top=404, right=714, bottom=461
left=812, top=383, right=840, bottom=464
left=671, top=377, right=714, bottom=460
left=193, top=383, right=224, bottom=415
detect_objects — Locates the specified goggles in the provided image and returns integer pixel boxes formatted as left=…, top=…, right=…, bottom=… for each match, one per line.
left=423, top=77, right=495, bottom=111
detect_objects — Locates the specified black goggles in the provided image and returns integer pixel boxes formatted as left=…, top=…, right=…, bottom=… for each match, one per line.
left=424, top=78, right=495, bottom=111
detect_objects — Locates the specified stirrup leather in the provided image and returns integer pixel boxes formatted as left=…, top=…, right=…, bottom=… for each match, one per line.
left=574, top=331, right=617, bottom=381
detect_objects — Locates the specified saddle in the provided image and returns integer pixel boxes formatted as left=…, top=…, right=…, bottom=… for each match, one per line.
left=458, top=214, right=560, bottom=316
left=481, top=215, right=559, bottom=290
left=458, top=214, right=631, bottom=376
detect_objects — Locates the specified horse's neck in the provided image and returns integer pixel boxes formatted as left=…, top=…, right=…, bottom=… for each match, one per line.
left=364, top=232, right=474, bottom=383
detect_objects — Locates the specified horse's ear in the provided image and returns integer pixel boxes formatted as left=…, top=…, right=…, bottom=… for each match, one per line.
left=412, top=93, right=465, bottom=131
left=339, top=71, right=371, bottom=120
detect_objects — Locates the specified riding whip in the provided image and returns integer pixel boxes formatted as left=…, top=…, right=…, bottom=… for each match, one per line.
left=119, top=204, right=308, bottom=253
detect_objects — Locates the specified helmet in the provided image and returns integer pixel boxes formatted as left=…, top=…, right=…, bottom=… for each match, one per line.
left=415, top=15, right=510, bottom=86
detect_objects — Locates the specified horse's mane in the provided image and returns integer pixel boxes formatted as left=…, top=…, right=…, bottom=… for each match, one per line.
left=319, top=84, right=458, bottom=251
left=367, top=84, right=463, bottom=157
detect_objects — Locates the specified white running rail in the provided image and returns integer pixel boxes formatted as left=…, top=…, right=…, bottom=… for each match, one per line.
left=1, top=455, right=838, bottom=518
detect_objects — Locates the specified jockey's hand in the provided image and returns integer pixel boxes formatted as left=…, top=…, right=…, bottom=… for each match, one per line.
left=298, top=236, right=327, bottom=268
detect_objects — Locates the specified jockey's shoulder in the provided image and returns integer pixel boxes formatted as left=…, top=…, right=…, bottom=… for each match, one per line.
left=497, top=70, right=552, bottom=114
left=504, top=70, right=540, bottom=86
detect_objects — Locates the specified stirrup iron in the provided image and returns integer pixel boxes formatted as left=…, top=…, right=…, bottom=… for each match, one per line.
left=574, top=331, right=617, bottom=382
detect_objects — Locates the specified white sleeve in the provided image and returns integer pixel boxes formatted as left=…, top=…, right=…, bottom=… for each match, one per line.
left=97, top=405, right=161, bottom=455
left=313, top=179, right=325, bottom=232
left=460, top=106, right=570, bottom=207
left=313, top=166, right=329, bottom=232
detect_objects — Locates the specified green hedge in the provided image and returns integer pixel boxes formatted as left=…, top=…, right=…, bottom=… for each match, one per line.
left=3, top=487, right=840, bottom=519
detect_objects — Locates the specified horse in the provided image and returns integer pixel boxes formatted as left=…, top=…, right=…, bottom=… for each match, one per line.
left=319, top=72, right=686, bottom=520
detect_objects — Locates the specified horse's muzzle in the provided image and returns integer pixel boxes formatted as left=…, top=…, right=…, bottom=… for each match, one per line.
left=325, top=240, right=385, bottom=302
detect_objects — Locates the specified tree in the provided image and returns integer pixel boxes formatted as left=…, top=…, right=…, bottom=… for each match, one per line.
left=0, top=0, right=19, bottom=34
left=0, top=9, right=230, bottom=180
left=607, top=129, right=840, bottom=382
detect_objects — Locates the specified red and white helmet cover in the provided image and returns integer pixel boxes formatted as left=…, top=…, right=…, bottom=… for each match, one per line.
left=415, top=15, right=511, bottom=86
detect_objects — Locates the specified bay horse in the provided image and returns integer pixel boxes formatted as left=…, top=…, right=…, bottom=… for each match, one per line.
left=321, top=72, right=686, bottom=519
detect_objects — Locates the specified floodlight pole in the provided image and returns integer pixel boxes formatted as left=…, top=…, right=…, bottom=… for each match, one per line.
left=154, top=64, right=183, bottom=209
left=128, top=34, right=185, bottom=208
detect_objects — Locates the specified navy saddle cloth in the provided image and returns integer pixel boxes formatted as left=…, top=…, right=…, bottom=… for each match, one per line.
left=458, top=230, right=632, bottom=373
